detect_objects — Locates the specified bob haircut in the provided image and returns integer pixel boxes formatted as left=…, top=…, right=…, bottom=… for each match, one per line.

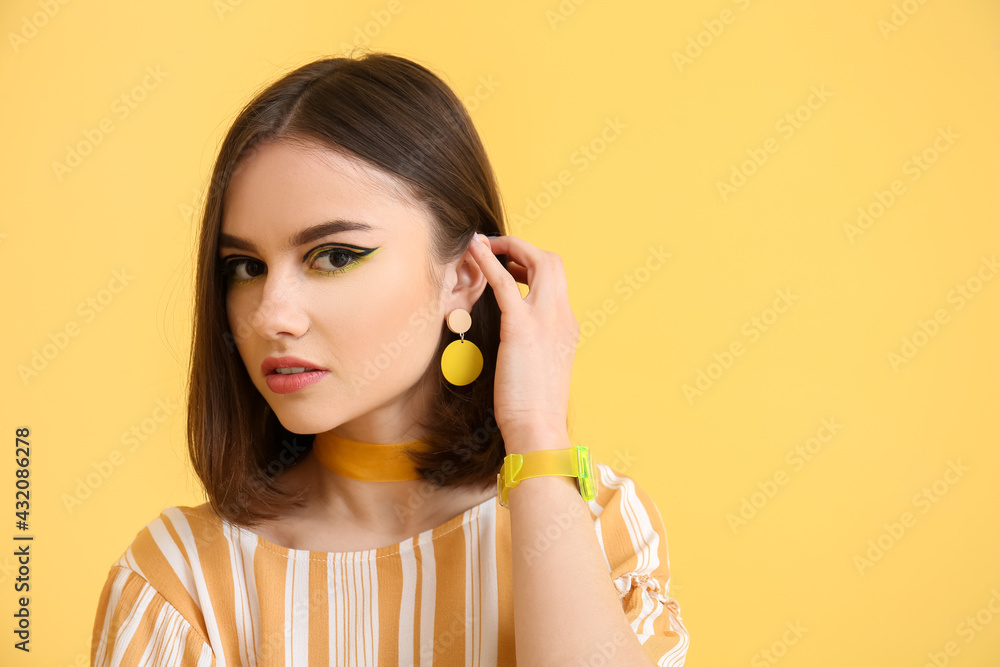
left=187, top=52, right=512, bottom=527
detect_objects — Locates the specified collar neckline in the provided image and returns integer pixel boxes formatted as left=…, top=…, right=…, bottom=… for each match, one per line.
left=311, top=431, right=433, bottom=481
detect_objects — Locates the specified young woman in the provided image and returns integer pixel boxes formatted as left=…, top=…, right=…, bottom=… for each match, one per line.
left=90, top=52, right=688, bottom=666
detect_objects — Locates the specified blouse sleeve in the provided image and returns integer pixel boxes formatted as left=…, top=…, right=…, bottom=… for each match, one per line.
left=91, top=565, right=215, bottom=667
left=592, top=463, right=690, bottom=666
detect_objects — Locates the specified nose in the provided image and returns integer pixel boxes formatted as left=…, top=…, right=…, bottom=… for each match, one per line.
left=247, top=267, right=310, bottom=340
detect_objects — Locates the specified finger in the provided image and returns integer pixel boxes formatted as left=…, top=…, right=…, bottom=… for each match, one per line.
left=483, top=234, right=566, bottom=300
left=506, top=259, right=528, bottom=285
left=467, top=234, right=526, bottom=313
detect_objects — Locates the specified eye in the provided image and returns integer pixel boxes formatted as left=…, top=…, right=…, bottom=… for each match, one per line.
left=218, top=244, right=379, bottom=286
left=219, top=256, right=265, bottom=285
left=307, top=244, right=379, bottom=276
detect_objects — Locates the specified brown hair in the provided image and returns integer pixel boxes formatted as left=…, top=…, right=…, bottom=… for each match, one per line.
left=187, top=52, right=512, bottom=527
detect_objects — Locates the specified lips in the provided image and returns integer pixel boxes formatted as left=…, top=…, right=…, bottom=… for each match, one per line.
left=261, top=355, right=327, bottom=377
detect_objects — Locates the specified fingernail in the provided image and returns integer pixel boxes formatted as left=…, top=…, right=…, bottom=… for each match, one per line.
left=474, top=232, right=489, bottom=244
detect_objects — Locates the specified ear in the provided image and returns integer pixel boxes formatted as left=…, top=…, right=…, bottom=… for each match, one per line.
left=447, top=243, right=490, bottom=311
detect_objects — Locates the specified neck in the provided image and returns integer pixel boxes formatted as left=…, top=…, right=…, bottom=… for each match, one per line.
left=280, top=453, right=495, bottom=544
left=280, top=431, right=494, bottom=540
left=311, top=430, right=432, bottom=482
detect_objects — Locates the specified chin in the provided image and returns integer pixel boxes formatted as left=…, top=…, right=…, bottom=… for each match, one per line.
left=265, top=400, right=340, bottom=436
left=272, top=415, right=322, bottom=435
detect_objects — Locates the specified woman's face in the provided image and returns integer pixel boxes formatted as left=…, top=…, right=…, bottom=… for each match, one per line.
left=219, top=139, right=482, bottom=437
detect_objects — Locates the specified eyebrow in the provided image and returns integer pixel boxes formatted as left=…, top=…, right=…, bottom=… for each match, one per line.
left=218, top=219, right=376, bottom=253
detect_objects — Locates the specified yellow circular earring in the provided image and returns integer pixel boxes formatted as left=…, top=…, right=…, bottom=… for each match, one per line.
left=440, top=308, right=483, bottom=386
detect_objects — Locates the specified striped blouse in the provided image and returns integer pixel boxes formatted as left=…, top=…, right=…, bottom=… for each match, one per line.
left=91, top=462, right=689, bottom=665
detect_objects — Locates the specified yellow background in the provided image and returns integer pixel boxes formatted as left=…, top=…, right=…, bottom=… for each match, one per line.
left=2, top=0, right=998, bottom=665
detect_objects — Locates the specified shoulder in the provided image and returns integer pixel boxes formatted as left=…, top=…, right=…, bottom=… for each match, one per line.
left=92, top=504, right=223, bottom=665
left=587, top=462, right=673, bottom=594
left=91, top=565, right=215, bottom=666
left=101, top=504, right=230, bottom=622
left=589, top=461, right=663, bottom=516
left=111, top=503, right=228, bottom=578
left=588, top=462, right=690, bottom=662
left=588, top=461, right=667, bottom=533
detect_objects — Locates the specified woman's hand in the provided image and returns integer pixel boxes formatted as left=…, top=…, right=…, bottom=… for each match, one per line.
left=466, top=232, right=580, bottom=454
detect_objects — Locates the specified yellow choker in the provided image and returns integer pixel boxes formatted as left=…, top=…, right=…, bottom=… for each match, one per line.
left=311, top=431, right=433, bottom=481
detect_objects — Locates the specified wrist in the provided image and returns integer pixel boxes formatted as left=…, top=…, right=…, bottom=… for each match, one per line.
left=503, top=426, right=571, bottom=455
left=497, top=443, right=597, bottom=508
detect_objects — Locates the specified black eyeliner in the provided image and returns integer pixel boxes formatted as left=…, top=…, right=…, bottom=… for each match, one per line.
left=301, top=242, right=378, bottom=262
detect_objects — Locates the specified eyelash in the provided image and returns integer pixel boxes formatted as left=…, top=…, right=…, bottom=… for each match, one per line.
left=219, top=244, right=378, bottom=286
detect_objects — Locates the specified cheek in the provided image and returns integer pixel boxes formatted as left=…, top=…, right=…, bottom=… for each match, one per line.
left=224, top=296, right=245, bottom=344
left=335, top=265, right=443, bottom=373
left=224, top=293, right=257, bottom=367
left=224, top=303, right=244, bottom=358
